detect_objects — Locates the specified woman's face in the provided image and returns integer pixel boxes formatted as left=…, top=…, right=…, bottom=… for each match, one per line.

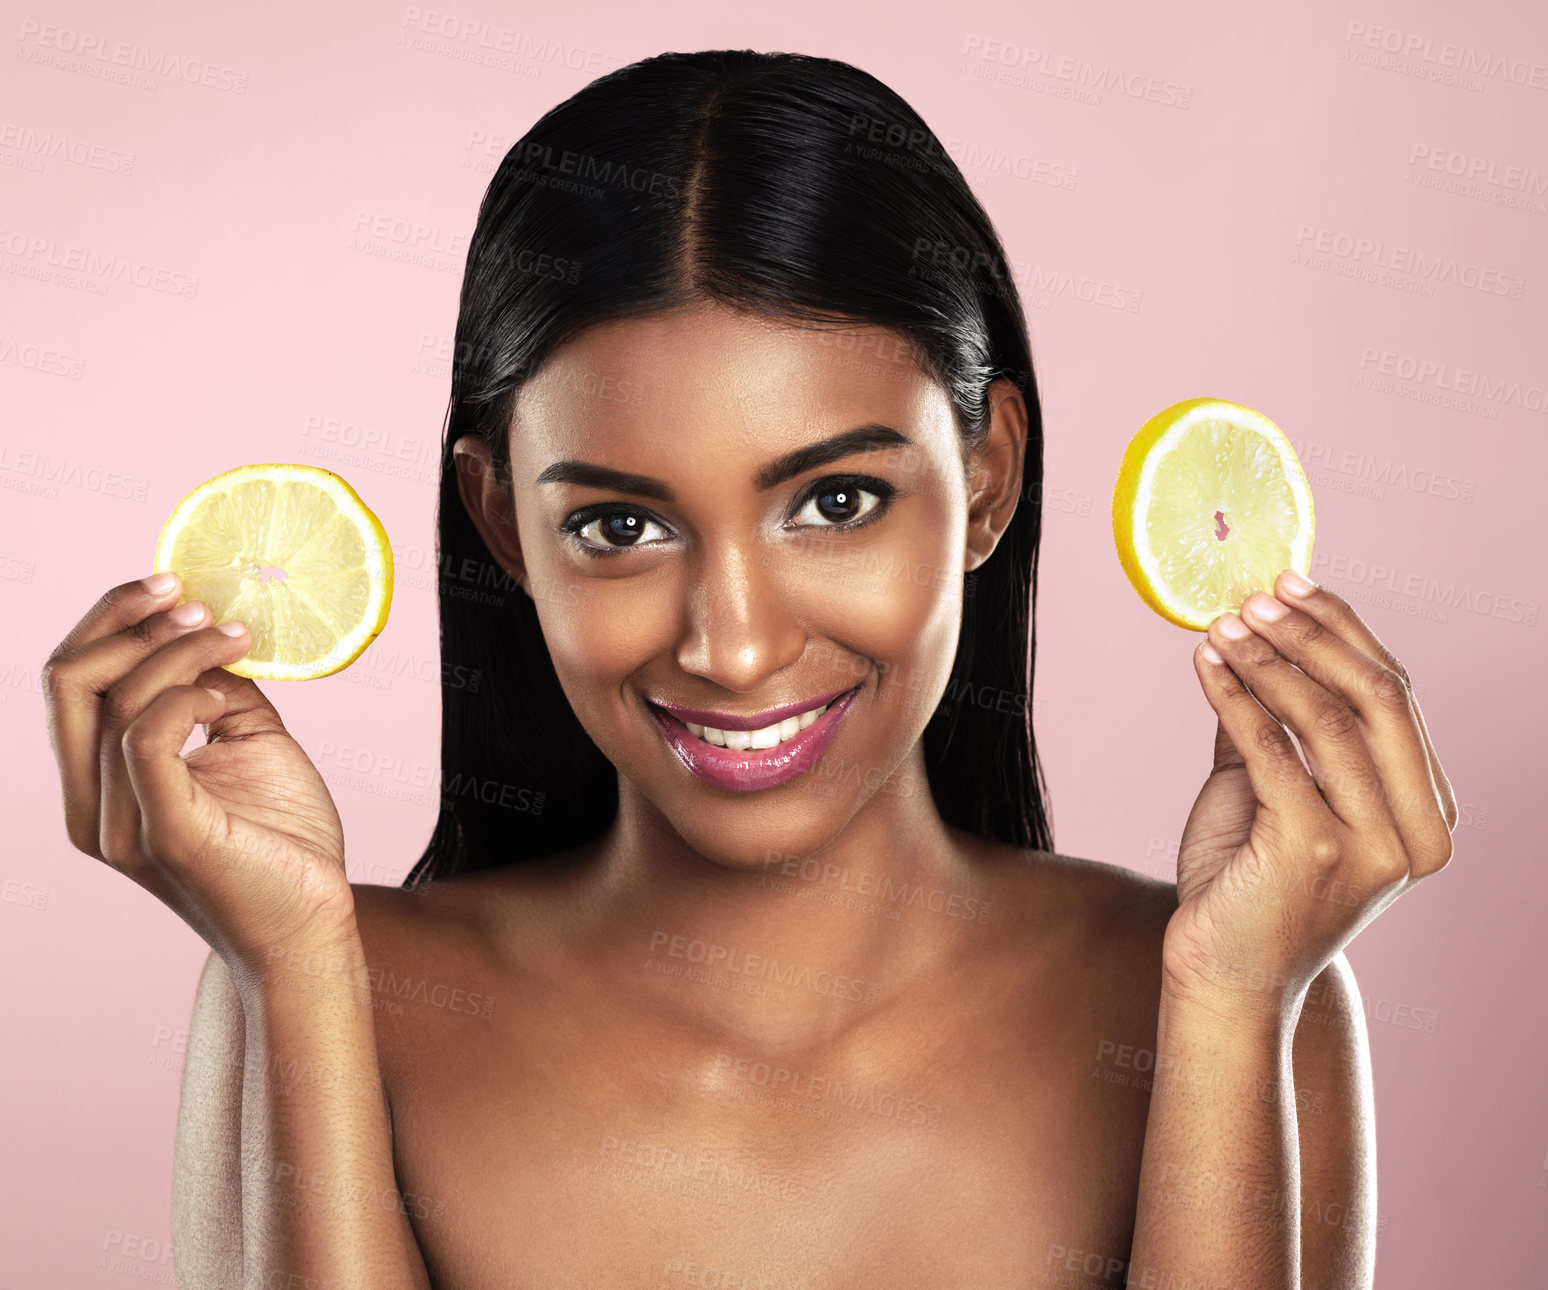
left=458, top=300, right=1025, bottom=868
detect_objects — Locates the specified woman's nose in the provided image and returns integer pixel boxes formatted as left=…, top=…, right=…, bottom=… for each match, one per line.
left=674, top=542, right=806, bottom=692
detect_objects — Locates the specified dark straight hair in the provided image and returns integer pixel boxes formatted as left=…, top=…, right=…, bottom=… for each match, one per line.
left=404, top=48, right=1054, bottom=887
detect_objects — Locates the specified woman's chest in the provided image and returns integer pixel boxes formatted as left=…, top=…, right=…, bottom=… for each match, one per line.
left=377, top=985, right=1155, bottom=1289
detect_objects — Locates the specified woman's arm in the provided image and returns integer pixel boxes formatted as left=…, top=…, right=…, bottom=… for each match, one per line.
left=173, top=930, right=433, bottom=1290
left=172, top=949, right=247, bottom=1287
left=1292, top=955, right=1376, bottom=1288
left=45, top=575, right=436, bottom=1287
left=1127, top=953, right=1374, bottom=1290
left=1131, top=571, right=1454, bottom=1287
left=234, top=925, right=432, bottom=1289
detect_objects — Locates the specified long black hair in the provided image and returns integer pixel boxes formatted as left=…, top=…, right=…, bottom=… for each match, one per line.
left=404, top=48, right=1054, bottom=887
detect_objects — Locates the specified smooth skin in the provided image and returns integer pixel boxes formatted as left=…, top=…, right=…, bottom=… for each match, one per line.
left=45, top=299, right=1454, bottom=1288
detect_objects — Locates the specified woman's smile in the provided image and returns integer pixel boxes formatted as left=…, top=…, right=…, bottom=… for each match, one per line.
left=644, top=683, right=864, bottom=791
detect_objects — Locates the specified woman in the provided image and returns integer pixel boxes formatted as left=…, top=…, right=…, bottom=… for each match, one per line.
left=43, top=49, right=1455, bottom=1288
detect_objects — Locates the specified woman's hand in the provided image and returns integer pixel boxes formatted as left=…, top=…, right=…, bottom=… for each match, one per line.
left=43, top=572, right=357, bottom=975
left=1164, top=567, right=1457, bottom=1018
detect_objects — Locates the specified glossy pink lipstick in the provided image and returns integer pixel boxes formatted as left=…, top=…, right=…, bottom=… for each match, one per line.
left=646, top=686, right=861, bottom=792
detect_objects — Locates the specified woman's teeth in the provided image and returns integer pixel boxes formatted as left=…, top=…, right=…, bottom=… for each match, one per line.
left=684, top=704, right=827, bottom=751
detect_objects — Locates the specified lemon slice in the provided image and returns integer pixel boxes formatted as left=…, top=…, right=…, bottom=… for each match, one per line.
left=1112, top=398, right=1314, bottom=630
left=153, top=463, right=393, bottom=680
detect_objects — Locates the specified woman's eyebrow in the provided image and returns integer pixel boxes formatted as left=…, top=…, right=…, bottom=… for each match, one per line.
left=534, top=423, right=912, bottom=502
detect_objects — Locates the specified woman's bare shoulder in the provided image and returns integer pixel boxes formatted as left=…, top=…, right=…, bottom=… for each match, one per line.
left=958, top=833, right=1179, bottom=946
left=348, top=862, right=549, bottom=961
left=1036, top=847, right=1178, bottom=918
left=955, top=836, right=1178, bottom=1038
left=346, top=846, right=603, bottom=987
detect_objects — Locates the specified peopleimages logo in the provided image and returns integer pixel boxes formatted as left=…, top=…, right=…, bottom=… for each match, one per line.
left=0, top=337, right=85, bottom=382
left=1356, top=346, right=1547, bottom=416
left=0, top=229, right=200, bottom=299
left=1309, top=551, right=1538, bottom=627
left=0, top=442, right=148, bottom=500
left=1286, top=436, right=1477, bottom=506
left=16, top=20, right=250, bottom=93
left=0, top=123, right=136, bottom=175
left=1292, top=225, right=1526, bottom=298
left=1404, top=144, right=1548, bottom=217
left=396, top=7, right=624, bottom=75
left=940, top=136, right=1079, bottom=190
left=646, top=931, right=882, bottom=1004
left=957, top=34, right=1193, bottom=108
left=1409, top=144, right=1548, bottom=194
left=1342, top=21, right=1548, bottom=92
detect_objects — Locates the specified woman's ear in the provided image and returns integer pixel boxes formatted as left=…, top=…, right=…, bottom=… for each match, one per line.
left=452, top=435, right=531, bottom=595
left=963, top=378, right=1029, bottom=573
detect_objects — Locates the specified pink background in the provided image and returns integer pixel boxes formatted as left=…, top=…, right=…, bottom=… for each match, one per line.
left=2, top=0, right=1543, bottom=1282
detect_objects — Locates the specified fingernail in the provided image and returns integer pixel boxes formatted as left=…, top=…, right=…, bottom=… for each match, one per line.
left=1216, top=613, right=1251, bottom=639
left=1200, top=641, right=1223, bottom=664
left=141, top=571, right=177, bottom=595
left=1280, top=569, right=1315, bottom=597
left=169, top=601, right=206, bottom=627
left=1246, top=592, right=1288, bottom=622
left=217, top=621, right=247, bottom=637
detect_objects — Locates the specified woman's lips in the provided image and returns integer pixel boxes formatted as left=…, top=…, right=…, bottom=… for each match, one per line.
left=648, top=686, right=856, bottom=732
left=646, top=686, right=861, bottom=792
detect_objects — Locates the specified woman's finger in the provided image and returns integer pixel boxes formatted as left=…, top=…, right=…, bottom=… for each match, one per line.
left=121, top=684, right=231, bottom=864
left=1272, top=571, right=1458, bottom=835
left=53, top=572, right=184, bottom=656
left=97, top=622, right=251, bottom=871
left=1194, top=637, right=1336, bottom=833
left=1207, top=608, right=1398, bottom=847
left=44, top=584, right=210, bottom=857
left=1238, top=587, right=1454, bottom=880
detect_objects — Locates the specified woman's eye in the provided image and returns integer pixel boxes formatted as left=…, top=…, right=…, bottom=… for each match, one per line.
left=790, top=478, right=890, bottom=529
left=563, top=476, right=893, bottom=555
left=568, top=511, right=671, bottom=552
